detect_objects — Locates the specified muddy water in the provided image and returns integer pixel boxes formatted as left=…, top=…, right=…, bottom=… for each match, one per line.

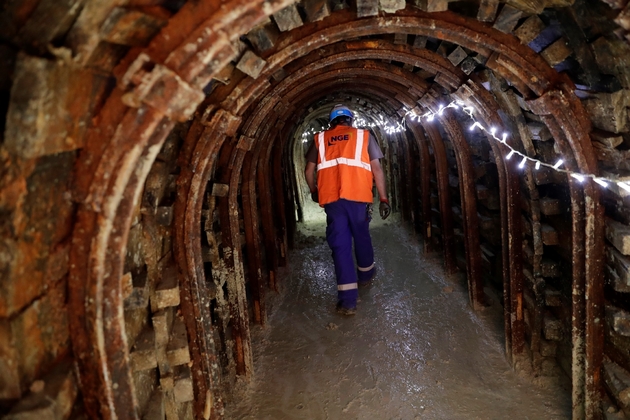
left=226, top=205, right=571, bottom=420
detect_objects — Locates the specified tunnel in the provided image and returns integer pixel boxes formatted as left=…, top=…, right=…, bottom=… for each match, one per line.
left=2, top=0, right=630, bottom=418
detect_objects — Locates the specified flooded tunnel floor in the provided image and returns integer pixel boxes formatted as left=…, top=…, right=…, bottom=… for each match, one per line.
left=226, top=210, right=571, bottom=419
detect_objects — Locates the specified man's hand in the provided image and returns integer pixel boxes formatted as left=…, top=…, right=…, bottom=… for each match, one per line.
left=311, top=190, right=319, bottom=203
left=379, top=198, right=391, bottom=220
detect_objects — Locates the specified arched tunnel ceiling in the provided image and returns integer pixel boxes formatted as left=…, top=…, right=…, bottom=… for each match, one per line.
left=0, top=0, right=621, bottom=418
left=174, top=4, right=603, bottom=418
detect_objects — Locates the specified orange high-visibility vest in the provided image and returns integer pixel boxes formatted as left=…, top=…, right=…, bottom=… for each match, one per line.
left=315, top=126, right=373, bottom=206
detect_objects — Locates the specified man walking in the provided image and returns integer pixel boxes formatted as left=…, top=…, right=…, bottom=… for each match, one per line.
left=304, top=105, right=391, bottom=315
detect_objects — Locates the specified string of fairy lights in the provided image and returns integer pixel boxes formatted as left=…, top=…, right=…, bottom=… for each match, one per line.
left=298, top=101, right=630, bottom=194
left=300, top=112, right=405, bottom=142
left=401, top=100, right=630, bottom=193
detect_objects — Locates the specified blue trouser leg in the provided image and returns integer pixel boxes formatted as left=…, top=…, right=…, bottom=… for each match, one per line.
left=325, top=200, right=375, bottom=308
left=349, top=203, right=375, bottom=283
left=325, top=200, right=358, bottom=308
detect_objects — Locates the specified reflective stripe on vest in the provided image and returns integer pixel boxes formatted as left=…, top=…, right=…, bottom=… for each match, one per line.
left=315, top=126, right=373, bottom=205
left=316, top=129, right=372, bottom=172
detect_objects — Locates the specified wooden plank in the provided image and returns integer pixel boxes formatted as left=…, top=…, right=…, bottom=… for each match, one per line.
left=272, top=4, right=303, bottom=32
left=493, top=5, right=523, bottom=33
left=143, top=389, right=165, bottom=420
left=544, top=287, right=562, bottom=308
left=100, top=6, right=169, bottom=47
left=447, top=46, right=468, bottom=66
left=245, top=19, right=279, bottom=53
left=541, top=223, right=559, bottom=246
left=540, top=37, right=572, bottom=67
left=540, top=197, right=563, bottom=215
left=124, top=266, right=150, bottom=310
left=302, top=0, right=331, bottom=21
left=15, top=0, right=83, bottom=53
left=543, top=312, right=563, bottom=341
left=357, top=0, right=379, bottom=16
left=381, top=0, right=406, bottom=13
left=167, top=316, right=191, bottom=367
left=151, top=265, right=180, bottom=311
left=603, top=360, right=630, bottom=412
left=514, top=15, right=546, bottom=45
left=236, top=50, right=267, bottom=79
left=394, top=33, right=408, bottom=45
left=477, top=0, right=499, bottom=23
left=414, top=0, right=449, bottom=12
left=130, top=326, right=157, bottom=372
left=606, top=218, right=630, bottom=255
left=607, top=246, right=630, bottom=292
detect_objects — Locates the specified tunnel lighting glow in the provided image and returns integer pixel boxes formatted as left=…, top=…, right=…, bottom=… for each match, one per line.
left=377, top=100, right=627, bottom=193
left=571, top=173, right=585, bottom=182
left=594, top=178, right=608, bottom=187
left=618, top=182, right=630, bottom=193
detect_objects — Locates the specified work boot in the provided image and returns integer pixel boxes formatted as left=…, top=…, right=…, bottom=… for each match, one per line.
left=358, top=267, right=376, bottom=288
left=336, top=302, right=357, bottom=316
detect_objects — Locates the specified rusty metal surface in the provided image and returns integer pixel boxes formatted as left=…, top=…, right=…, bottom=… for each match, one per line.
left=422, top=122, right=457, bottom=274
left=408, top=124, right=434, bottom=254
left=69, top=105, right=167, bottom=419
left=439, top=112, right=485, bottom=310
left=453, top=79, right=524, bottom=358
left=30, top=0, right=613, bottom=418
left=173, top=119, right=225, bottom=419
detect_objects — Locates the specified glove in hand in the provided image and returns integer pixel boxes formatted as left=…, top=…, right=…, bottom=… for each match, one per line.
left=311, top=190, right=319, bottom=203
left=379, top=199, right=391, bottom=220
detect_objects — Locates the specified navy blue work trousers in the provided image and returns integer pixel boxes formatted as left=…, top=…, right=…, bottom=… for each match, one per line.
left=324, top=199, right=376, bottom=309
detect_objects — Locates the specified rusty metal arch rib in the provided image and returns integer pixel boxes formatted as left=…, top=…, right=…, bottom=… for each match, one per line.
left=68, top=1, right=297, bottom=419
left=207, top=11, right=604, bottom=415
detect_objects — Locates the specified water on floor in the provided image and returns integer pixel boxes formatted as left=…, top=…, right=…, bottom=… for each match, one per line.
left=226, top=205, right=571, bottom=420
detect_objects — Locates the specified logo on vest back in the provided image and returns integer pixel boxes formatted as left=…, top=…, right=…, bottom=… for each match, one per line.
left=327, top=133, right=351, bottom=147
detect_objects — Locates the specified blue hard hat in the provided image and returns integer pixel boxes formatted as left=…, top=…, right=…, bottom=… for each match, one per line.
left=329, top=105, right=354, bottom=122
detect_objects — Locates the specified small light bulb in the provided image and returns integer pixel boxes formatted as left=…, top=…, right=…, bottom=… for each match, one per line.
left=506, top=150, right=515, bottom=160
left=502, top=133, right=508, bottom=143
left=490, top=127, right=497, bottom=135
left=571, top=173, right=585, bottom=182
left=553, top=159, right=564, bottom=169
left=535, top=161, right=541, bottom=170
left=427, top=114, right=434, bottom=122
left=519, top=157, right=527, bottom=168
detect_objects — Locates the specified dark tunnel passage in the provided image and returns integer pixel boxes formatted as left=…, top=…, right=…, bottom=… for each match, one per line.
left=2, top=0, right=630, bottom=419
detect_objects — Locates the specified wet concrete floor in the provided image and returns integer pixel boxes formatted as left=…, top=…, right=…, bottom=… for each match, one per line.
left=226, top=208, right=571, bottom=419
